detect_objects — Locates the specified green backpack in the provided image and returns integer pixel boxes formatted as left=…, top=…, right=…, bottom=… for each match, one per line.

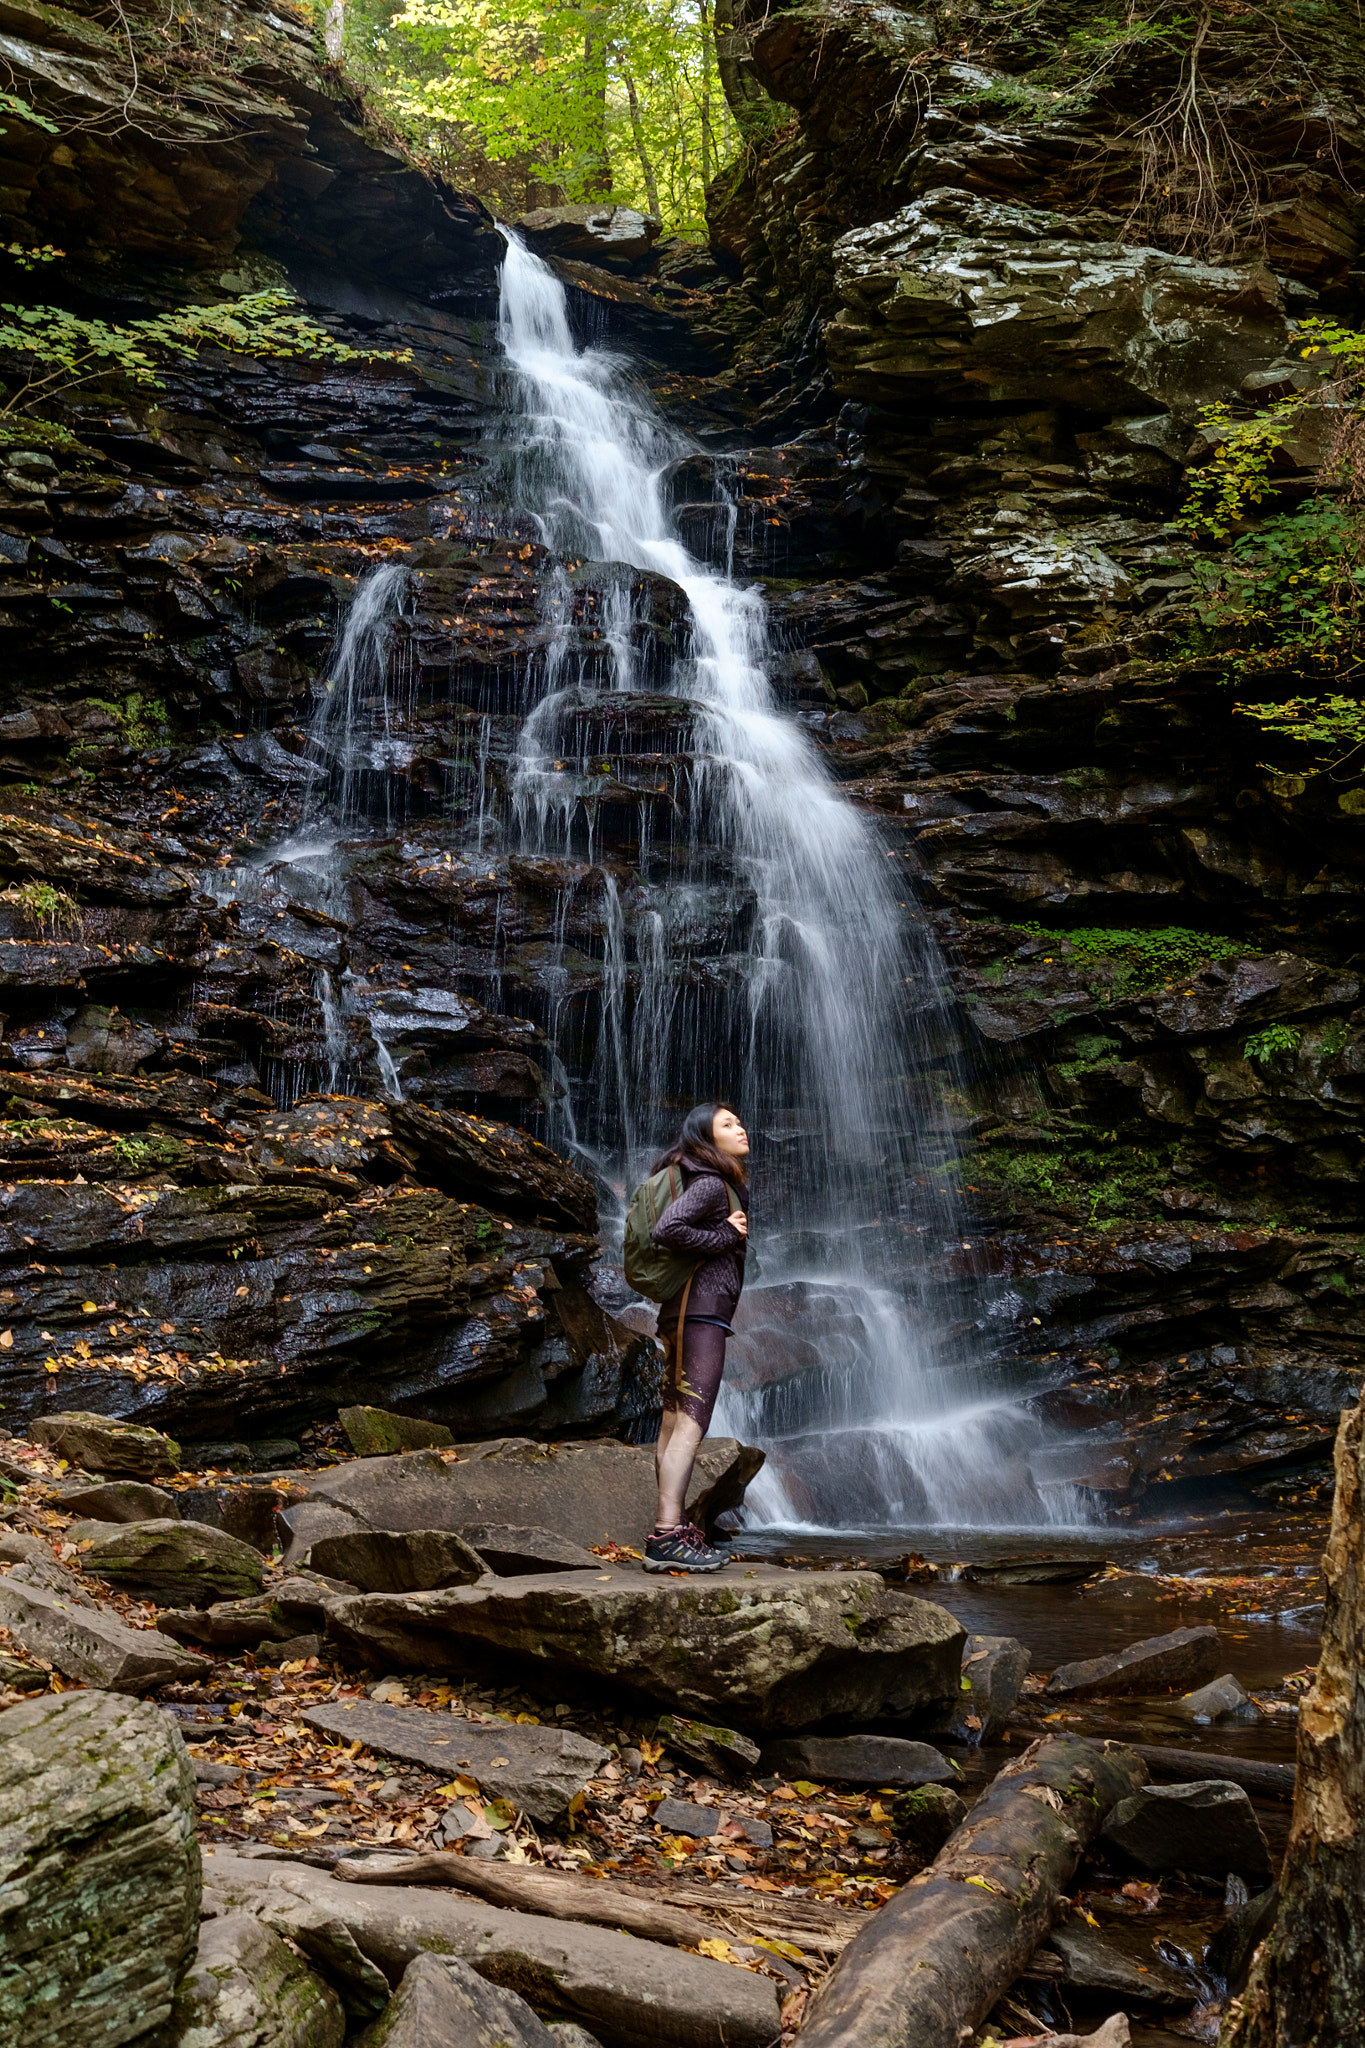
left=622, top=1165, right=741, bottom=1302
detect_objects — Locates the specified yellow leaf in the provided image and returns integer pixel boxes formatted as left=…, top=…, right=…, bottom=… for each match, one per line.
left=435, top=1776, right=481, bottom=1799
left=965, top=1875, right=1004, bottom=1893
left=752, top=1936, right=806, bottom=1963
left=869, top=1801, right=891, bottom=1824
left=639, top=1738, right=664, bottom=1765
left=697, top=1937, right=738, bottom=1963
left=81, top=1301, right=97, bottom=1314
left=792, top=1779, right=819, bottom=1796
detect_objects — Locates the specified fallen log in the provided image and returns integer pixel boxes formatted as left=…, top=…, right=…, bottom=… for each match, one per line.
left=798, top=1735, right=1146, bottom=2048
left=203, top=1848, right=780, bottom=2048
left=334, top=1851, right=712, bottom=1949
left=334, top=1853, right=861, bottom=1956
left=1130, top=1744, right=1296, bottom=1802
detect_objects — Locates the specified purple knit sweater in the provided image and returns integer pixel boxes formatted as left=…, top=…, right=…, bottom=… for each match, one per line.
left=651, top=1156, right=747, bottom=1329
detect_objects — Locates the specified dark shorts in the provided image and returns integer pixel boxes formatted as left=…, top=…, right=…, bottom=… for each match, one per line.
left=661, top=1315, right=731, bottom=1432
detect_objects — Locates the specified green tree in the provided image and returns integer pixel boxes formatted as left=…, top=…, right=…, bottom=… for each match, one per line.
left=342, top=0, right=739, bottom=232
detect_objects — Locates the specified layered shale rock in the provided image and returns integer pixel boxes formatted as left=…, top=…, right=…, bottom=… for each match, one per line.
left=322, top=1562, right=966, bottom=1731
left=0, top=1690, right=202, bottom=2045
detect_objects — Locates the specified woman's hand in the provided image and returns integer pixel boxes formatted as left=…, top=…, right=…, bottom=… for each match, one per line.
left=728, top=1210, right=748, bottom=1239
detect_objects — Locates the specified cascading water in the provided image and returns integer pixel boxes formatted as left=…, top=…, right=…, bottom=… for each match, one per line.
left=496, top=233, right=1085, bottom=1533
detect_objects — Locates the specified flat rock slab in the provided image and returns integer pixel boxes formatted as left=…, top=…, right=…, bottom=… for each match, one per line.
left=357, top=1952, right=573, bottom=2048
left=82, top=1517, right=268, bottom=1604
left=282, top=1439, right=762, bottom=1562
left=0, top=1569, right=209, bottom=1691
left=1048, top=1921, right=1195, bottom=2009
left=324, top=1566, right=964, bottom=1733
left=0, top=1690, right=202, bottom=2048
left=172, top=1912, right=345, bottom=2048
left=303, top=1701, right=608, bottom=1825
left=960, top=1556, right=1109, bottom=1586
left=301, top=1528, right=485, bottom=1594
left=763, top=1734, right=955, bottom=1787
left=1046, top=1625, right=1221, bottom=1698
left=652, top=1798, right=719, bottom=1838
left=201, top=1849, right=779, bottom=2048
left=457, top=1524, right=601, bottom=1575
left=1100, top=1779, right=1273, bottom=1881
left=30, top=1410, right=180, bottom=1478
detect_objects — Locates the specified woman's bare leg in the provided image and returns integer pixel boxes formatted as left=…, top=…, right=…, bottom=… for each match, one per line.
left=655, top=1410, right=704, bottom=1529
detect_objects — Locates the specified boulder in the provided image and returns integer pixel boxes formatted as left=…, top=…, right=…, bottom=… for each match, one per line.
left=1100, top=1780, right=1273, bottom=1881
left=889, top=1783, right=968, bottom=1860
left=59, top=1479, right=179, bottom=1522
left=303, top=1700, right=608, bottom=1825
left=655, top=1714, right=760, bottom=1779
left=158, top=1575, right=346, bottom=1651
left=201, top=1849, right=780, bottom=2048
left=338, top=1407, right=455, bottom=1458
left=0, top=1567, right=210, bottom=1691
left=279, top=1439, right=763, bottom=1566
left=1045, top=1626, right=1222, bottom=1699
left=0, top=1690, right=201, bottom=2046
left=763, top=1734, right=956, bottom=1787
left=357, top=1951, right=570, bottom=2048
left=180, top=1481, right=283, bottom=1556
left=302, top=1528, right=486, bottom=1594
left=323, top=1565, right=965, bottom=1732
left=29, top=1411, right=180, bottom=1478
left=961, top=1634, right=1031, bottom=1742
left=171, top=1913, right=345, bottom=2048
left=1173, top=1673, right=1261, bottom=1724
left=457, top=1524, right=601, bottom=1576
left=82, top=1518, right=267, bottom=1604
left=1048, top=1920, right=1196, bottom=2009
left=512, top=205, right=661, bottom=273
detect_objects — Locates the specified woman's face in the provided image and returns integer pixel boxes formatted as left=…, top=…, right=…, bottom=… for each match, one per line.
left=712, top=1108, right=750, bottom=1159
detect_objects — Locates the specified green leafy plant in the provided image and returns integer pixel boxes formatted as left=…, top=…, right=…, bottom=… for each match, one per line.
left=84, top=694, right=169, bottom=749
left=1244, top=1024, right=1304, bottom=1067
left=0, top=289, right=412, bottom=418
left=0, top=92, right=58, bottom=135
left=1011, top=923, right=1247, bottom=997
left=0, top=880, right=81, bottom=936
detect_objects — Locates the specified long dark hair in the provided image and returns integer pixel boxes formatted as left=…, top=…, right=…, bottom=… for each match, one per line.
left=651, top=1101, right=748, bottom=1190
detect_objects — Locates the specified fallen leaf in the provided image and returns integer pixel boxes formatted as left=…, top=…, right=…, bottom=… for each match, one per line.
left=697, top=1937, right=739, bottom=1963
left=965, top=1875, right=1005, bottom=1893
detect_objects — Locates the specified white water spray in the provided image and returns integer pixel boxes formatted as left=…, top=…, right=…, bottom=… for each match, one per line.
left=497, top=234, right=1083, bottom=1531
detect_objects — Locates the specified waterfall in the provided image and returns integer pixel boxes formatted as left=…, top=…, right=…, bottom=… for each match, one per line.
left=497, top=233, right=1083, bottom=1532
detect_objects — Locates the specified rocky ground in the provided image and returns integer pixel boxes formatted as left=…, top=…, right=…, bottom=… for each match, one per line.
left=0, top=1410, right=1324, bottom=2048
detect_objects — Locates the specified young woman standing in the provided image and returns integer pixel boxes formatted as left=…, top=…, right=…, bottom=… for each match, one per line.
left=644, top=1102, right=750, bottom=1573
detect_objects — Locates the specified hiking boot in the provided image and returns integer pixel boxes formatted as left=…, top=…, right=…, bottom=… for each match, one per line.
left=643, top=1524, right=729, bottom=1573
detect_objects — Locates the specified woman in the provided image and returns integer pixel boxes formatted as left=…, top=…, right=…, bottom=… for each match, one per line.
left=645, top=1101, right=750, bottom=1573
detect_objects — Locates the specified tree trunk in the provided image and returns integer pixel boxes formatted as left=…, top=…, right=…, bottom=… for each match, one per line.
left=713, top=0, right=779, bottom=140
left=698, top=0, right=713, bottom=189
left=323, top=0, right=344, bottom=63
left=335, top=1851, right=712, bottom=1948
left=621, top=63, right=662, bottom=219
left=580, top=16, right=613, bottom=198
left=1221, top=1401, right=1365, bottom=2048
left=799, top=1736, right=1147, bottom=2048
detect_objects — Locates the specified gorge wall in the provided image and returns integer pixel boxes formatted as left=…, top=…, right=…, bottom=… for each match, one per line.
left=0, top=0, right=1361, bottom=1513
